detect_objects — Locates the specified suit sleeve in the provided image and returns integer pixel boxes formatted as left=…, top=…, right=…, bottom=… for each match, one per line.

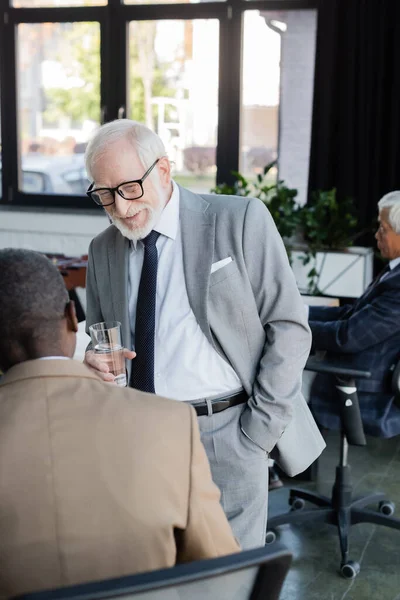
left=239, top=198, right=312, bottom=452
left=177, top=407, right=239, bottom=562
left=309, top=304, right=353, bottom=322
left=310, top=287, right=400, bottom=354
left=85, top=239, right=104, bottom=349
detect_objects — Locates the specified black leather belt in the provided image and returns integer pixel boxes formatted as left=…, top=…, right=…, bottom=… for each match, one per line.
left=190, top=390, right=248, bottom=417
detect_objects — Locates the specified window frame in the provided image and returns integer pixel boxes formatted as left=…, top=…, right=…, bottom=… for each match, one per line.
left=0, top=0, right=317, bottom=210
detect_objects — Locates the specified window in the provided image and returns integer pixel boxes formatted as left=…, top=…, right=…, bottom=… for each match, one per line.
left=241, top=9, right=317, bottom=203
left=124, top=0, right=224, bottom=4
left=0, top=0, right=317, bottom=209
left=17, top=22, right=100, bottom=195
left=240, top=11, right=280, bottom=181
left=129, top=19, right=219, bottom=193
left=13, top=1, right=106, bottom=6
left=0, top=84, right=2, bottom=201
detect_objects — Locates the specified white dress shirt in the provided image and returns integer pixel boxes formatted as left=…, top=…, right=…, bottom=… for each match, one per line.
left=128, top=181, right=241, bottom=401
left=388, top=256, right=400, bottom=272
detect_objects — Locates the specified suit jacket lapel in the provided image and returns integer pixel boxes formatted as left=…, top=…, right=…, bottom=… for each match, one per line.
left=355, top=262, right=400, bottom=310
left=179, top=186, right=216, bottom=347
left=108, top=229, right=131, bottom=349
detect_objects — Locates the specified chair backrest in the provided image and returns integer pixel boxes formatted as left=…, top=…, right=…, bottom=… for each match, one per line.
left=305, top=357, right=369, bottom=446
left=14, top=545, right=292, bottom=600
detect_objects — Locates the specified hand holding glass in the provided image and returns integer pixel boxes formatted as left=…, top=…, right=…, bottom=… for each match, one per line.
left=89, top=321, right=127, bottom=387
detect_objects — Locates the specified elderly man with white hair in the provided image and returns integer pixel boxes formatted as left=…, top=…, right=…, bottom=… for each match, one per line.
left=82, top=119, right=325, bottom=550
left=308, top=190, right=400, bottom=438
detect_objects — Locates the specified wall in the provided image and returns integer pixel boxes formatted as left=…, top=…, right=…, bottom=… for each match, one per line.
left=0, top=209, right=108, bottom=255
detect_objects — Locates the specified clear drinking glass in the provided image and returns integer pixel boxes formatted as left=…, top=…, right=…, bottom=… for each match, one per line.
left=89, top=321, right=127, bottom=387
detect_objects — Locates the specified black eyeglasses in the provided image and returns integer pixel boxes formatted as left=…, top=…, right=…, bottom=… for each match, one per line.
left=86, top=158, right=160, bottom=207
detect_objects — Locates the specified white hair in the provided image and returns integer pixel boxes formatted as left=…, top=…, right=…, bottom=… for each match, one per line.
left=378, top=191, right=400, bottom=234
left=85, top=119, right=167, bottom=180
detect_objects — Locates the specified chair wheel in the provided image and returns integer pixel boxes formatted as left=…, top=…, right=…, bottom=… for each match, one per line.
left=379, top=501, right=395, bottom=516
left=289, top=496, right=305, bottom=511
left=265, top=530, right=277, bottom=545
left=340, top=561, right=360, bottom=579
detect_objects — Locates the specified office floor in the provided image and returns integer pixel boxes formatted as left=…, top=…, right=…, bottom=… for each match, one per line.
left=268, top=430, right=400, bottom=600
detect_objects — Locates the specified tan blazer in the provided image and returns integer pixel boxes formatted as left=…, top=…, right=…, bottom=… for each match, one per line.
left=0, top=360, right=238, bottom=598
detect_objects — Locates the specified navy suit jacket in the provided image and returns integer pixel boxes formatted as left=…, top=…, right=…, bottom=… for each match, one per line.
left=309, top=262, right=400, bottom=437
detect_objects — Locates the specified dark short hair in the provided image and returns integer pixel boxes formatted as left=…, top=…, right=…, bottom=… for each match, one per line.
left=0, top=249, right=69, bottom=345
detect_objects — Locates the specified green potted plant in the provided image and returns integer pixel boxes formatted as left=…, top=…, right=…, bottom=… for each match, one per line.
left=211, top=161, right=301, bottom=253
left=211, top=169, right=363, bottom=295
left=297, top=188, right=358, bottom=294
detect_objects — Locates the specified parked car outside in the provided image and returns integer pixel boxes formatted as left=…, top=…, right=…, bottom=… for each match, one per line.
left=0, top=153, right=89, bottom=195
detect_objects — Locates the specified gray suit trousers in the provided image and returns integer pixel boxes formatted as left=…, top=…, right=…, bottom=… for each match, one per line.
left=198, top=404, right=269, bottom=550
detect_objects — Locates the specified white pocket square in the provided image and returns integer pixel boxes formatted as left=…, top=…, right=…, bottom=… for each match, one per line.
left=211, top=257, right=233, bottom=274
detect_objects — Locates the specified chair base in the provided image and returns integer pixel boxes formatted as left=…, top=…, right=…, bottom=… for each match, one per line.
left=267, top=476, right=400, bottom=578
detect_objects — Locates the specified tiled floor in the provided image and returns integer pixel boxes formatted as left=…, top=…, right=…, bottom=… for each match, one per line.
left=268, top=430, right=400, bottom=600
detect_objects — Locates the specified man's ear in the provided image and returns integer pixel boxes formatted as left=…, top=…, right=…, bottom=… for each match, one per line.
left=158, top=156, right=171, bottom=187
left=65, top=300, right=79, bottom=333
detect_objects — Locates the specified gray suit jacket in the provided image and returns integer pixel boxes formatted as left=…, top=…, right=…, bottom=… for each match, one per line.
left=86, top=186, right=325, bottom=476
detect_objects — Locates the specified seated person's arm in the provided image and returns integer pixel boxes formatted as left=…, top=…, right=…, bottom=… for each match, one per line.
left=309, top=289, right=400, bottom=354
left=176, top=408, right=240, bottom=562
left=308, top=304, right=353, bottom=322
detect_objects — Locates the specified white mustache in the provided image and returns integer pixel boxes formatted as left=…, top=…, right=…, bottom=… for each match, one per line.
left=111, top=203, right=152, bottom=220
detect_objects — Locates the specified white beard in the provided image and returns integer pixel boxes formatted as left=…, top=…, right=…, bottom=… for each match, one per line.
left=108, top=201, right=162, bottom=242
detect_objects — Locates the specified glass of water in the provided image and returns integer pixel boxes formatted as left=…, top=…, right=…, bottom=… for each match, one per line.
left=89, top=321, right=127, bottom=387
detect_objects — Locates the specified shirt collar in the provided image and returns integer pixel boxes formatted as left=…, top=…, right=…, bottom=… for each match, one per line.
left=389, top=256, right=400, bottom=271
left=38, top=356, right=70, bottom=360
left=130, top=180, right=179, bottom=251
left=153, top=179, right=180, bottom=241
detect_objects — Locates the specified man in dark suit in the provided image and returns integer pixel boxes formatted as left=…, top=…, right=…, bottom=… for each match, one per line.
left=308, top=191, right=400, bottom=437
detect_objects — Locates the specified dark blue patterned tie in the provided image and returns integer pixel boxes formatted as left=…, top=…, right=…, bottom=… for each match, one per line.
left=130, top=230, right=160, bottom=392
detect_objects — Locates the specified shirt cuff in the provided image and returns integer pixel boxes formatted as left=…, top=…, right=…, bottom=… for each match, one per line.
left=304, top=304, right=310, bottom=319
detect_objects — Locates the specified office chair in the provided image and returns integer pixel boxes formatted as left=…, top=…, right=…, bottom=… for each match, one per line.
left=266, top=357, right=400, bottom=579
left=14, top=544, right=292, bottom=600
left=392, top=359, right=400, bottom=406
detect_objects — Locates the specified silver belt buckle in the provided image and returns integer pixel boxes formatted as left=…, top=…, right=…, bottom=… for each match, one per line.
left=214, top=399, right=231, bottom=412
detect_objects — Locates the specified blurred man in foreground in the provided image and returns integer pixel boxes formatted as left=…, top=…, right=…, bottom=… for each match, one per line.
left=0, top=249, right=238, bottom=599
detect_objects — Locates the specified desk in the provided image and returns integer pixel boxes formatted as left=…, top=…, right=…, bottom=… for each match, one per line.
left=302, top=295, right=339, bottom=307
left=291, top=246, right=374, bottom=298
left=45, top=253, right=87, bottom=321
left=45, top=254, right=87, bottom=291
